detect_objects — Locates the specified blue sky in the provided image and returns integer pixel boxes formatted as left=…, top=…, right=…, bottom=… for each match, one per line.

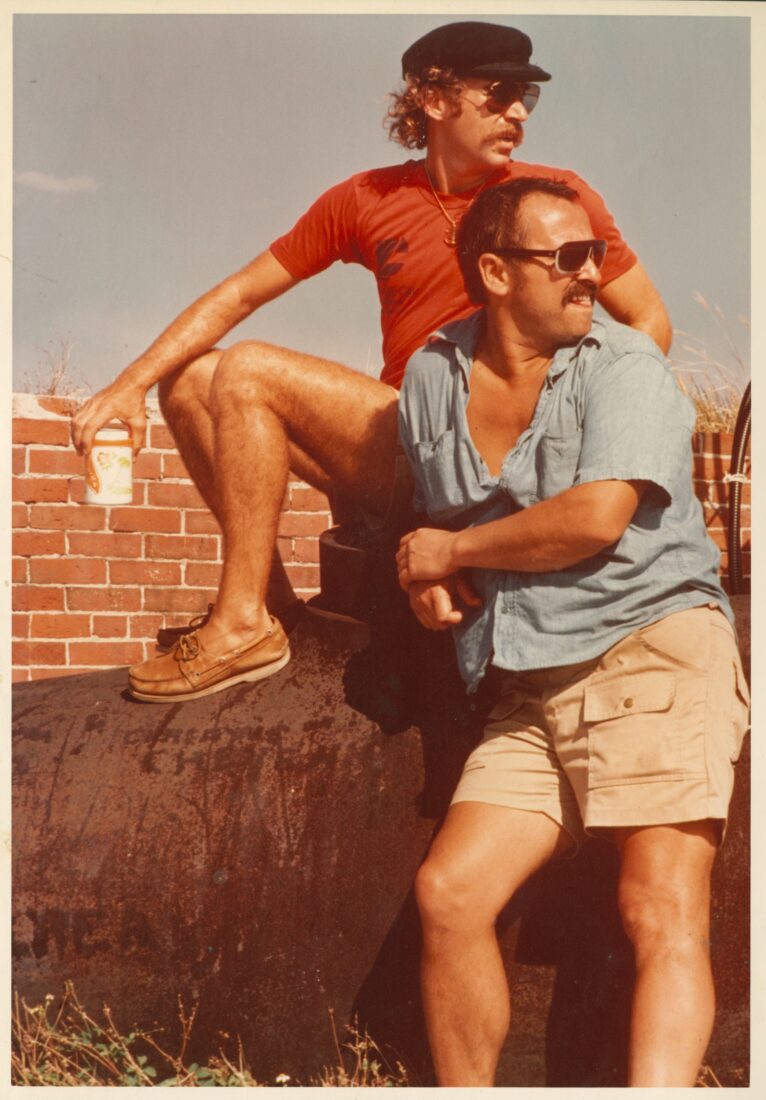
left=11, top=6, right=752, bottom=394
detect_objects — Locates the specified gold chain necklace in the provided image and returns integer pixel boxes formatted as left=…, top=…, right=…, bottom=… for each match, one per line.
left=424, top=167, right=490, bottom=247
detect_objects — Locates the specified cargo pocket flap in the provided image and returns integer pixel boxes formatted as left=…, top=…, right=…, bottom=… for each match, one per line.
left=583, top=672, right=676, bottom=722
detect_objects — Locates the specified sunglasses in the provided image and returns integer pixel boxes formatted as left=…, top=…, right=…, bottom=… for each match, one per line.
left=496, top=239, right=608, bottom=274
left=481, top=81, right=541, bottom=115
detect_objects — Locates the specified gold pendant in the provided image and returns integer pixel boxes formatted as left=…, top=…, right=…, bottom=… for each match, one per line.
left=444, top=225, right=457, bottom=247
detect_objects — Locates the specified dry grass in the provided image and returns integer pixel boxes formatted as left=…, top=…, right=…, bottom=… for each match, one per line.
left=670, top=293, right=749, bottom=433
left=11, top=982, right=408, bottom=1087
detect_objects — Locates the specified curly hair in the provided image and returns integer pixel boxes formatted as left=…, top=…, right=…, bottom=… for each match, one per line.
left=385, top=66, right=463, bottom=149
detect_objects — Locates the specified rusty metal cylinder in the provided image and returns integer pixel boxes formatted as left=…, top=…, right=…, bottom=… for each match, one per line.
left=12, top=593, right=750, bottom=1085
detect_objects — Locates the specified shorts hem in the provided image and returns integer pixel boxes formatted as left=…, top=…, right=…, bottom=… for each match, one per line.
left=449, top=793, right=582, bottom=857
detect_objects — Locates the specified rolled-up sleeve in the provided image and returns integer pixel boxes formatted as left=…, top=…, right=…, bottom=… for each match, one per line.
left=574, top=354, right=696, bottom=503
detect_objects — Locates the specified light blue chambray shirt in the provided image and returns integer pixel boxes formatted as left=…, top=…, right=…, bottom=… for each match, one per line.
left=398, top=311, right=732, bottom=692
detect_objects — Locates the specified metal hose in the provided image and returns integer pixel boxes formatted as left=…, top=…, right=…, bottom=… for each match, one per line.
left=726, top=382, right=751, bottom=595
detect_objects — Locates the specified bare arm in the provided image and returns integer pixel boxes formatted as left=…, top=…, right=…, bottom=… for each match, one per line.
left=71, top=249, right=300, bottom=455
left=396, top=480, right=647, bottom=588
left=598, top=261, right=672, bottom=355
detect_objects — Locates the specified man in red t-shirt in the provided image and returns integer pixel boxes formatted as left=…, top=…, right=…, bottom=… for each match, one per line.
left=71, top=21, right=671, bottom=702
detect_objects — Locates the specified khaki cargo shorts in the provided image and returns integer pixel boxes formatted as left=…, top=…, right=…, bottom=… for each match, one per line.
left=451, top=604, right=750, bottom=845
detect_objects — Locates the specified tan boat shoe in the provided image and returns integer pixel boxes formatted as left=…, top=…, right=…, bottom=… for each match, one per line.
left=128, top=617, right=290, bottom=703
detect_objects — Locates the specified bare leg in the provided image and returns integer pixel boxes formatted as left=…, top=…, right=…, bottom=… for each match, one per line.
left=156, top=339, right=398, bottom=657
left=415, top=802, right=571, bottom=1085
left=616, top=821, right=719, bottom=1086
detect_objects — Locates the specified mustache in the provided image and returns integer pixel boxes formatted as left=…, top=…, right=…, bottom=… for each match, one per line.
left=563, top=280, right=598, bottom=304
left=498, top=121, right=524, bottom=146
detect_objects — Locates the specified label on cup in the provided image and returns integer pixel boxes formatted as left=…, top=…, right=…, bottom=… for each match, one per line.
left=85, top=426, right=133, bottom=504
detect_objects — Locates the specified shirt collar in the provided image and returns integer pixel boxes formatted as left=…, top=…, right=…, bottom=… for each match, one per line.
left=428, top=311, right=606, bottom=385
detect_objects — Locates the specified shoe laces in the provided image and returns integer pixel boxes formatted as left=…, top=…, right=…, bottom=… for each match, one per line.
left=178, top=632, right=201, bottom=661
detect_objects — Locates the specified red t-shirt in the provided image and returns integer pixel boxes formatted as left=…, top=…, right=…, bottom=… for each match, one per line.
left=270, top=159, right=637, bottom=390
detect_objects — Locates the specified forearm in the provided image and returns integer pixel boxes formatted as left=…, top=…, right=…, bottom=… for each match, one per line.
left=396, top=482, right=645, bottom=586
left=451, top=487, right=619, bottom=572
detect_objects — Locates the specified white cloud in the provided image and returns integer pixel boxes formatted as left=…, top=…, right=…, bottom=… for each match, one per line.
left=15, top=170, right=98, bottom=194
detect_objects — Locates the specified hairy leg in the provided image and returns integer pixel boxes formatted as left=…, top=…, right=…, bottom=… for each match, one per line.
left=415, top=802, right=571, bottom=1086
left=158, top=340, right=398, bottom=654
left=158, top=350, right=333, bottom=615
left=616, top=820, right=719, bottom=1086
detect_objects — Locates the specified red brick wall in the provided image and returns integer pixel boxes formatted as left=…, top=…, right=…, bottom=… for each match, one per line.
left=12, top=394, right=330, bottom=682
left=693, top=431, right=751, bottom=589
left=11, top=396, right=750, bottom=683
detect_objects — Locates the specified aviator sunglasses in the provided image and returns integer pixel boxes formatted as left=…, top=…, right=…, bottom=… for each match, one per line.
left=496, top=239, right=608, bottom=275
left=479, top=81, right=541, bottom=115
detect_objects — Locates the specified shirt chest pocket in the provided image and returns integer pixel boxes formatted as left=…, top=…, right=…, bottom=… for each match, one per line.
left=413, top=430, right=472, bottom=520
left=535, top=430, right=583, bottom=500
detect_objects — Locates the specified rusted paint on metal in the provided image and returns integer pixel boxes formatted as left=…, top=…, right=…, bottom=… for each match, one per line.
left=12, top=595, right=750, bottom=1085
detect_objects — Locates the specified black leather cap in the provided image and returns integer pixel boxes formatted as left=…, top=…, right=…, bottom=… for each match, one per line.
left=402, top=21, right=551, bottom=83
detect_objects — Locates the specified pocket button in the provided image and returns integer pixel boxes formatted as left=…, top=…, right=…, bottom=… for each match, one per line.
left=623, top=697, right=635, bottom=709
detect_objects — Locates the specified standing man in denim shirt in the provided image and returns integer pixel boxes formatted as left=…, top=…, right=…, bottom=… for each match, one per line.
left=396, top=178, right=749, bottom=1087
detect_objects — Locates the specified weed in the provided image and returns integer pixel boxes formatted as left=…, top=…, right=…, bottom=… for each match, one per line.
left=11, top=982, right=408, bottom=1087
left=670, top=293, right=749, bottom=433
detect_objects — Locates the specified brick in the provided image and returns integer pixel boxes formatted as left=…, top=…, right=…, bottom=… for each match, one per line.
left=278, top=512, right=331, bottom=538
left=12, top=476, right=69, bottom=503
left=143, top=587, right=217, bottom=613
left=692, top=455, right=730, bottom=481
left=67, top=532, right=143, bottom=558
left=13, top=641, right=66, bottom=665
left=184, top=511, right=221, bottom=535
left=12, top=558, right=27, bottom=582
left=68, top=641, right=145, bottom=666
left=129, top=613, right=166, bottom=638
left=67, top=587, right=142, bottom=612
left=92, top=615, right=128, bottom=638
left=109, top=560, right=182, bottom=586
left=13, top=586, right=65, bottom=611
left=13, top=447, right=26, bottom=475
left=30, top=558, right=107, bottom=584
left=184, top=561, right=222, bottom=587
left=35, top=395, right=78, bottom=417
left=13, top=668, right=31, bottom=683
left=30, top=613, right=92, bottom=639
left=149, top=424, right=177, bottom=450
left=29, top=449, right=83, bottom=475
left=277, top=536, right=294, bottom=562
left=133, top=452, right=162, bottom=478
left=289, top=486, right=331, bottom=512
left=28, top=666, right=91, bottom=682
left=12, top=503, right=29, bottom=528
left=162, top=453, right=190, bottom=478
left=13, top=530, right=67, bottom=557
left=705, top=528, right=727, bottom=550
left=148, top=482, right=207, bottom=509
left=293, top=537, right=320, bottom=563
left=12, top=613, right=30, bottom=638
left=283, top=564, right=320, bottom=589
left=109, top=507, right=181, bottom=534
left=13, top=418, right=71, bottom=446
left=30, top=504, right=106, bottom=531
left=145, top=534, right=219, bottom=560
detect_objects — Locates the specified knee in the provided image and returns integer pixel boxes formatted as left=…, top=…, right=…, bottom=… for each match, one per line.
left=618, top=875, right=709, bottom=959
left=415, top=859, right=485, bottom=935
left=158, top=349, right=221, bottom=423
left=209, top=340, right=278, bottom=413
